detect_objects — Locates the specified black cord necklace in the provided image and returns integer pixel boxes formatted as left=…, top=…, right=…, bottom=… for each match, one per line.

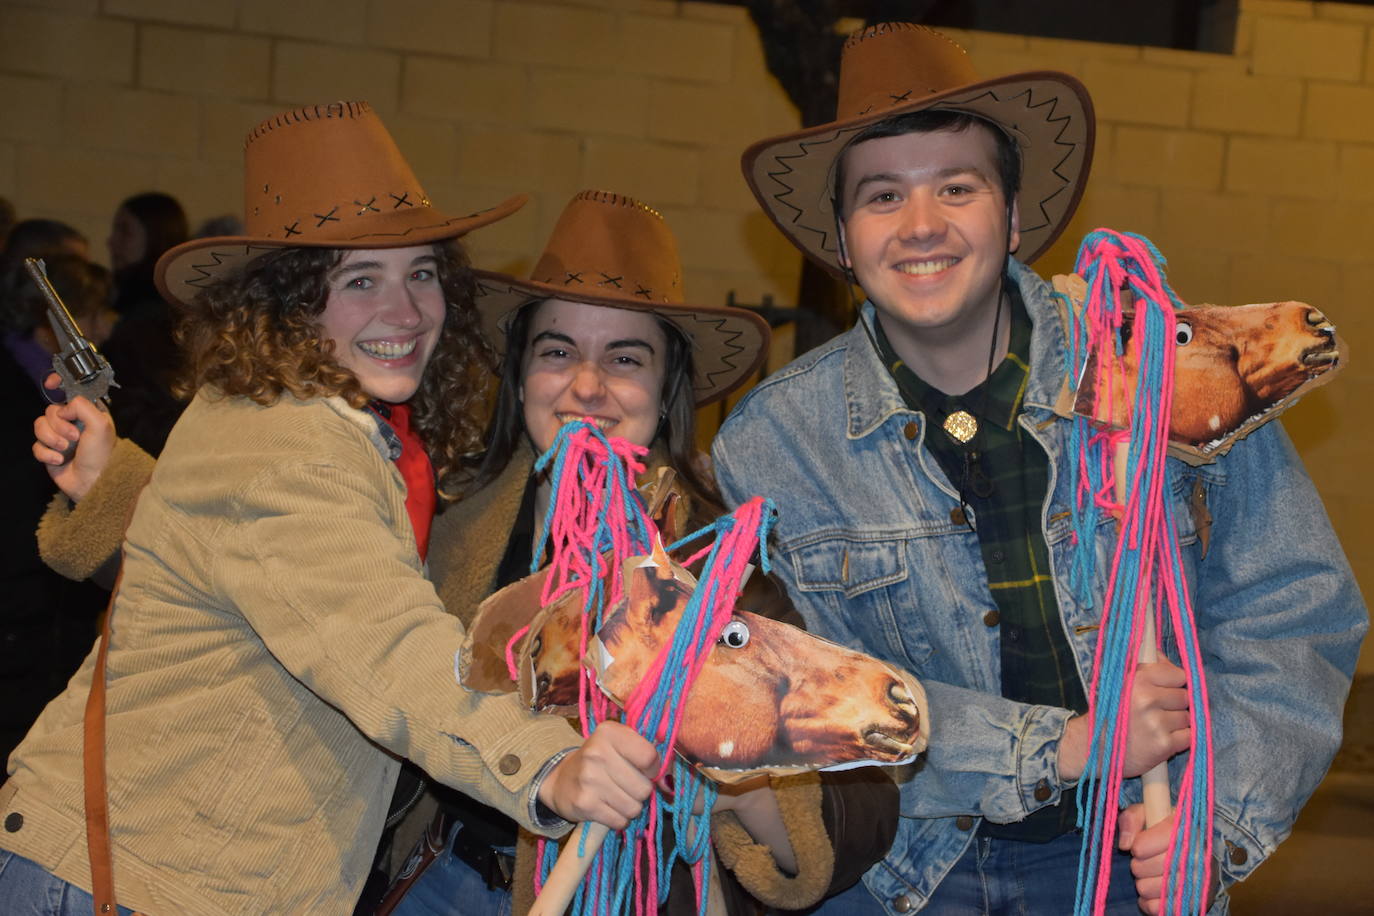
left=860, top=289, right=1006, bottom=511
left=830, top=184, right=1014, bottom=526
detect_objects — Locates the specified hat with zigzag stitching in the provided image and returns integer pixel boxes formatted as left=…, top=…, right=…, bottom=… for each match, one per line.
left=155, top=101, right=524, bottom=306
left=742, top=22, right=1095, bottom=275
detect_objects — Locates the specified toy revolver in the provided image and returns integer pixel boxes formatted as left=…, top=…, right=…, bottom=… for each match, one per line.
left=24, top=256, right=118, bottom=407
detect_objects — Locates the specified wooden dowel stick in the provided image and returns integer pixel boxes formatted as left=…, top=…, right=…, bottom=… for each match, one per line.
left=527, top=821, right=610, bottom=916
left=1114, top=441, right=1173, bottom=828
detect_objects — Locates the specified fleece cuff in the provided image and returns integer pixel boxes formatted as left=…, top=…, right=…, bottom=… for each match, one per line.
left=711, top=772, right=833, bottom=910
left=37, top=437, right=154, bottom=580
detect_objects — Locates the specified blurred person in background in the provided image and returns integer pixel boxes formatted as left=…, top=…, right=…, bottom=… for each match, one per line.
left=1, top=252, right=113, bottom=766
left=101, top=191, right=190, bottom=456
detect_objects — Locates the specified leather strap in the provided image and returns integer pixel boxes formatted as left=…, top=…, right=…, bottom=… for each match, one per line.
left=84, top=564, right=129, bottom=916
left=372, top=809, right=453, bottom=916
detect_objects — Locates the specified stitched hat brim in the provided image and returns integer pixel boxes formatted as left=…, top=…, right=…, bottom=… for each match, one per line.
left=155, top=194, right=528, bottom=307
left=473, top=270, right=770, bottom=407
left=743, top=72, right=1094, bottom=276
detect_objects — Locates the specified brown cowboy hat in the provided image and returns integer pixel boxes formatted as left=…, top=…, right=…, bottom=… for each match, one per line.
left=155, top=101, right=525, bottom=306
left=743, top=22, right=1094, bottom=276
left=474, top=190, right=769, bottom=406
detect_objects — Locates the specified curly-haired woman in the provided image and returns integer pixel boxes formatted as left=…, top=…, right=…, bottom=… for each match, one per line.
left=0, top=103, right=657, bottom=916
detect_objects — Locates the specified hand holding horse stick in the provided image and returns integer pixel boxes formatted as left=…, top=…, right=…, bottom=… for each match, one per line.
left=537, top=721, right=659, bottom=829
left=529, top=723, right=658, bottom=916
left=1057, top=658, right=1188, bottom=788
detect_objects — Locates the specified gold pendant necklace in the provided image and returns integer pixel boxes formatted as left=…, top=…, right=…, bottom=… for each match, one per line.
left=943, top=410, right=978, bottom=444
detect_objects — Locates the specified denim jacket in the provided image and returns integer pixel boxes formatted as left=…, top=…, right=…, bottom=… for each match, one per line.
left=712, top=259, right=1366, bottom=913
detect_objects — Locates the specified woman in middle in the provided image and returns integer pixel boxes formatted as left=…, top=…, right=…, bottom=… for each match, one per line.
left=384, top=189, right=896, bottom=915
left=33, top=190, right=899, bottom=915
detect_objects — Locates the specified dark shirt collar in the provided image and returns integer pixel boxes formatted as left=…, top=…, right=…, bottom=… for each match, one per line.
left=873, top=279, right=1032, bottom=434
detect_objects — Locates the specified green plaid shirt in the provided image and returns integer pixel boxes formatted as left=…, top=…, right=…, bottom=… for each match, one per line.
left=874, top=285, right=1087, bottom=841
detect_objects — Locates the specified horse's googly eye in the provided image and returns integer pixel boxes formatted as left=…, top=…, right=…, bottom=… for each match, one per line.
left=720, top=620, right=750, bottom=649
left=1175, top=322, right=1194, bottom=346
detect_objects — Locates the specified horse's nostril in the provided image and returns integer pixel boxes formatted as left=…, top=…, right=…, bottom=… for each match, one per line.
left=887, top=680, right=912, bottom=707
left=1306, top=309, right=1328, bottom=328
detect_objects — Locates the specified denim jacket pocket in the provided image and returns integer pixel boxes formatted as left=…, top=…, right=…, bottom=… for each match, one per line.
left=1170, top=461, right=1227, bottom=547
left=788, top=534, right=936, bottom=668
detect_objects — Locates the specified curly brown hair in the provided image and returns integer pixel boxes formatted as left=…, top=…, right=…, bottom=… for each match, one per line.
left=174, top=240, right=493, bottom=497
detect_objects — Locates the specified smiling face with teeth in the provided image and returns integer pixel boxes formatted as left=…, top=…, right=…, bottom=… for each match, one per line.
left=316, top=245, right=447, bottom=403
left=838, top=124, right=1020, bottom=390
left=519, top=298, right=669, bottom=454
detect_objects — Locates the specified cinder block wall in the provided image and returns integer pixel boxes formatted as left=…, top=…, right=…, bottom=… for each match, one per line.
left=950, top=0, right=1374, bottom=669
left=1, top=0, right=1370, bottom=662
left=0, top=0, right=802, bottom=312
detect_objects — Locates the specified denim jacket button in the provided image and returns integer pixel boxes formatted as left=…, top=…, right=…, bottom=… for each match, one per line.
left=983, top=609, right=1000, bottom=627
left=955, top=815, right=974, bottom=831
left=903, top=421, right=918, bottom=441
left=1228, top=844, right=1248, bottom=866
left=1033, top=779, right=1052, bottom=802
left=893, top=895, right=915, bottom=913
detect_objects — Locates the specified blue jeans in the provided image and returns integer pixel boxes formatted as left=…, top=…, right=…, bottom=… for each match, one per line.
left=810, top=831, right=1139, bottom=915
left=0, top=849, right=135, bottom=916
left=388, top=821, right=514, bottom=916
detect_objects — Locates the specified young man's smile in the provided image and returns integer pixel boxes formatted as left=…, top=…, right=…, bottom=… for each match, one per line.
left=839, top=124, right=1019, bottom=388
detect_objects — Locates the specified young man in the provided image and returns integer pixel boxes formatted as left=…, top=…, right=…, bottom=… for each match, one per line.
left=713, top=22, right=1365, bottom=915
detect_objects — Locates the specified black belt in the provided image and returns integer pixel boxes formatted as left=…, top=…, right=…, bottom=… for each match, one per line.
left=448, top=818, right=516, bottom=891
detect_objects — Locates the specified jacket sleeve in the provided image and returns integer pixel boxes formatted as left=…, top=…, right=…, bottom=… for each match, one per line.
left=37, top=436, right=154, bottom=583
left=1186, top=421, right=1365, bottom=884
left=211, top=451, right=581, bottom=836
left=711, top=767, right=899, bottom=910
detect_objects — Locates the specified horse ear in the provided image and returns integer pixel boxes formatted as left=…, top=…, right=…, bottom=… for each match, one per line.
left=460, top=566, right=552, bottom=695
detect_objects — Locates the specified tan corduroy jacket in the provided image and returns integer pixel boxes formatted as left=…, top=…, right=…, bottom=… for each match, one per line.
left=0, top=392, right=580, bottom=916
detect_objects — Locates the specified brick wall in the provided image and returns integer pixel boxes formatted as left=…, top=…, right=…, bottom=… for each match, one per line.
left=1, top=0, right=1370, bottom=662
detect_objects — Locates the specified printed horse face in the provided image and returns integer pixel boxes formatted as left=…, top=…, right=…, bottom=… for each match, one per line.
left=463, top=542, right=930, bottom=782
left=583, top=547, right=929, bottom=781
left=1076, top=300, right=1340, bottom=449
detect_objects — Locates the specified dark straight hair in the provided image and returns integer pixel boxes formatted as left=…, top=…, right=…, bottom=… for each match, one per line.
left=469, top=299, right=724, bottom=517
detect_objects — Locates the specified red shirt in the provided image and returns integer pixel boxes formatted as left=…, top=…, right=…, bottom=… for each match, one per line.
left=374, top=402, right=435, bottom=562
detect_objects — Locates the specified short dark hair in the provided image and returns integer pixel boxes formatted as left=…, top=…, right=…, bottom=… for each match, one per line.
left=834, top=109, right=1023, bottom=213
left=2, top=252, right=109, bottom=335
left=0, top=218, right=87, bottom=264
